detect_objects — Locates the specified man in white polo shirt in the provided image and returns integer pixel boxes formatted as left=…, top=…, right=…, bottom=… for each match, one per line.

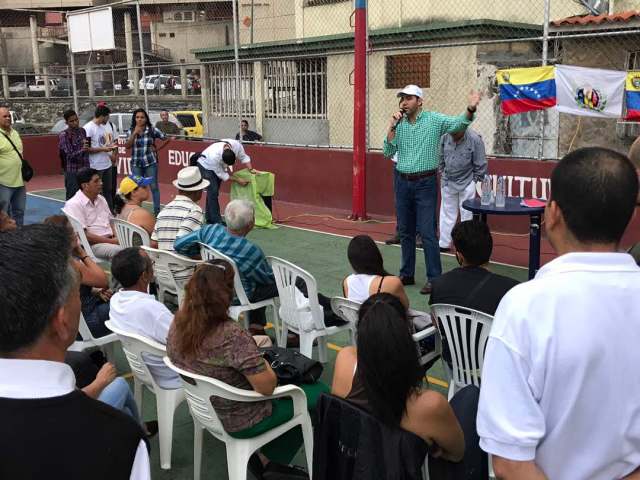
left=477, top=147, right=640, bottom=479
left=109, top=247, right=180, bottom=390
left=195, top=139, right=252, bottom=224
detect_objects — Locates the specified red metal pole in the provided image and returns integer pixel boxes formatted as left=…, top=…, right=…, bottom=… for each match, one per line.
left=351, top=0, right=367, bottom=220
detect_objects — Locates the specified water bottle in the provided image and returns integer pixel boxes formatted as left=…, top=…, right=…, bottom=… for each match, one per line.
left=480, top=174, right=492, bottom=206
left=495, top=175, right=506, bottom=208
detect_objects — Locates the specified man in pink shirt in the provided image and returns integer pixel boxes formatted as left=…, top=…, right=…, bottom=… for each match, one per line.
left=64, top=168, right=123, bottom=260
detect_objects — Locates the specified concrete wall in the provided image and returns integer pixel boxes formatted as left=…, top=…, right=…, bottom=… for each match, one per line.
left=155, top=21, right=229, bottom=63
left=238, top=0, right=297, bottom=44
left=234, top=0, right=630, bottom=44
left=326, top=45, right=478, bottom=148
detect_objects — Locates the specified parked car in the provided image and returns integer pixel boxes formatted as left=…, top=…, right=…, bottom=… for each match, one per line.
left=139, top=74, right=181, bottom=92
left=106, top=111, right=184, bottom=136
left=172, top=111, right=203, bottom=137
left=50, top=109, right=93, bottom=134
left=93, top=80, right=114, bottom=95
left=114, top=79, right=135, bottom=91
left=54, top=78, right=73, bottom=96
left=29, top=78, right=58, bottom=93
left=8, top=82, right=30, bottom=95
left=10, top=110, right=25, bottom=125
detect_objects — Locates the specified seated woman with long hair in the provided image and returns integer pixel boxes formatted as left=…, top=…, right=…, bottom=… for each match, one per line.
left=44, top=215, right=112, bottom=338
left=167, top=259, right=328, bottom=476
left=114, top=175, right=158, bottom=248
left=332, top=293, right=487, bottom=478
left=343, top=235, right=409, bottom=308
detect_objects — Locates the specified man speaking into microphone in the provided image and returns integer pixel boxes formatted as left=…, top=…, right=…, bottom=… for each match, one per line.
left=383, top=84, right=481, bottom=294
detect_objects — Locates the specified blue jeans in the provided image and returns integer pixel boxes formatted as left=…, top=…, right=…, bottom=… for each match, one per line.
left=0, top=184, right=26, bottom=226
left=198, top=165, right=223, bottom=224
left=97, top=166, right=114, bottom=211
left=395, top=173, right=442, bottom=281
left=98, top=377, right=141, bottom=423
left=131, top=162, right=160, bottom=215
left=64, top=171, right=80, bottom=200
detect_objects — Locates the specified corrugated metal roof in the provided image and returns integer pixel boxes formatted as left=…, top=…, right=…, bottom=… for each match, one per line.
left=552, top=10, right=640, bottom=27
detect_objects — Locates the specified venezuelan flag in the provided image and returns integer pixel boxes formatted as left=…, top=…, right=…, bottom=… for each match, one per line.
left=497, top=66, right=556, bottom=116
left=625, top=71, right=640, bottom=120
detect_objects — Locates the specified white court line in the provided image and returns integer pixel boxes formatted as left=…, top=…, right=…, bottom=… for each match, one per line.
left=273, top=221, right=527, bottom=271
left=28, top=189, right=526, bottom=272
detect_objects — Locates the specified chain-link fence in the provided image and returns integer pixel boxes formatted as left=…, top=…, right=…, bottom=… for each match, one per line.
left=1, top=0, right=640, bottom=155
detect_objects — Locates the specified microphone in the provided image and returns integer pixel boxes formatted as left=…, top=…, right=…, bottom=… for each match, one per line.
left=391, top=110, right=406, bottom=131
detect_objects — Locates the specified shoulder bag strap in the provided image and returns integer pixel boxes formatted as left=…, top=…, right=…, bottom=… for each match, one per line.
left=0, top=130, right=23, bottom=161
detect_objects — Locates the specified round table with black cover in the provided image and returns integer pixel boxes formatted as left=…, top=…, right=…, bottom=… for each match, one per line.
left=462, top=197, right=545, bottom=280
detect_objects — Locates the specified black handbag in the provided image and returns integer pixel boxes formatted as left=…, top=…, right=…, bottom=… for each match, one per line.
left=1, top=130, right=33, bottom=182
left=259, top=346, right=323, bottom=385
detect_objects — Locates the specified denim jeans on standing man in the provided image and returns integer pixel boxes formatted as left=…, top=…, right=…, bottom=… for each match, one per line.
left=395, top=173, right=442, bottom=282
left=97, top=166, right=114, bottom=211
left=198, top=164, right=223, bottom=224
left=131, top=162, right=161, bottom=215
left=0, top=184, right=26, bottom=226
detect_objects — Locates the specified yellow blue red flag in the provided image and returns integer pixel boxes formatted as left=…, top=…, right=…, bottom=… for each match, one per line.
left=497, top=66, right=556, bottom=116
left=625, top=71, right=640, bottom=120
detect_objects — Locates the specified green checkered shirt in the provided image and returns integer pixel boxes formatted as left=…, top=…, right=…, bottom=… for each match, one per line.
left=383, top=110, right=473, bottom=174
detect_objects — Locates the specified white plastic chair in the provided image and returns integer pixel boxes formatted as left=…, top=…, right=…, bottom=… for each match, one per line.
left=105, top=321, right=185, bottom=470
left=68, top=312, right=119, bottom=362
left=112, top=218, right=151, bottom=247
left=430, top=304, right=493, bottom=400
left=62, top=209, right=100, bottom=261
left=163, top=356, right=314, bottom=480
left=141, top=246, right=202, bottom=306
left=199, top=243, right=280, bottom=335
left=331, top=297, right=441, bottom=367
left=268, top=257, right=355, bottom=362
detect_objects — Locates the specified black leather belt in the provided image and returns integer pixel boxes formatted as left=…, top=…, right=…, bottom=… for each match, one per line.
left=397, top=169, right=437, bottom=181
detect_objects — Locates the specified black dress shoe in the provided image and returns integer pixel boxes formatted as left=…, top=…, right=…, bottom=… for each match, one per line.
left=439, top=247, right=451, bottom=253
left=385, top=234, right=401, bottom=245
left=419, top=282, right=432, bottom=295
left=400, top=276, right=415, bottom=286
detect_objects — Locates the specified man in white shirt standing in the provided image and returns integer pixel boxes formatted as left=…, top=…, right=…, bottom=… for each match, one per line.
left=195, top=139, right=252, bottom=224
left=84, top=105, right=117, bottom=211
left=109, top=247, right=180, bottom=390
left=477, top=147, right=640, bottom=480
left=0, top=224, right=150, bottom=480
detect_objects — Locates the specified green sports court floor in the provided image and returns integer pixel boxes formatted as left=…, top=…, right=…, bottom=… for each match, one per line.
left=28, top=189, right=528, bottom=480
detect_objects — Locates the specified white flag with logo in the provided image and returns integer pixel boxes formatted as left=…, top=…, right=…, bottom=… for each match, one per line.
left=555, top=64, right=626, bottom=118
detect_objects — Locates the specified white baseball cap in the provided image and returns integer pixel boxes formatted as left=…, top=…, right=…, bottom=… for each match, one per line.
left=397, top=84, right=423, bottom=99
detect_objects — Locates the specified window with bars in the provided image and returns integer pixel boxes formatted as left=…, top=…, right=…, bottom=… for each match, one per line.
left=263, top=58, right=327, bottom=119
left=385, top=53, right=431, bottom=89
left=209, top=63, right=255, bottom=117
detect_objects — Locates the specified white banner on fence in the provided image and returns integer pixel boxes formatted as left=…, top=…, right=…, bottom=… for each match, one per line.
left=555, top=65, right=626, bottom=118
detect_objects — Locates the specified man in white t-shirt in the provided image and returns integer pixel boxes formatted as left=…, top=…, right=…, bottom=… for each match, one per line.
left=109, top=247, right=180, bottom=389
left=84, top=105, right=117, bottom=211
left=194, top=139, right=252, bottom=224
left=477, top=147, right=640, bottom=480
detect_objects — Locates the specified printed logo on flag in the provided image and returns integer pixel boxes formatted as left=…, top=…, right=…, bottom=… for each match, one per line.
left=574, top=87, right=606, bottom=113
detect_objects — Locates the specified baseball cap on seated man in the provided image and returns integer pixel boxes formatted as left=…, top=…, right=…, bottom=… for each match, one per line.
left=118, top=175, right=153, bottom=196
left=397, top=84, right=423, bottom=99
